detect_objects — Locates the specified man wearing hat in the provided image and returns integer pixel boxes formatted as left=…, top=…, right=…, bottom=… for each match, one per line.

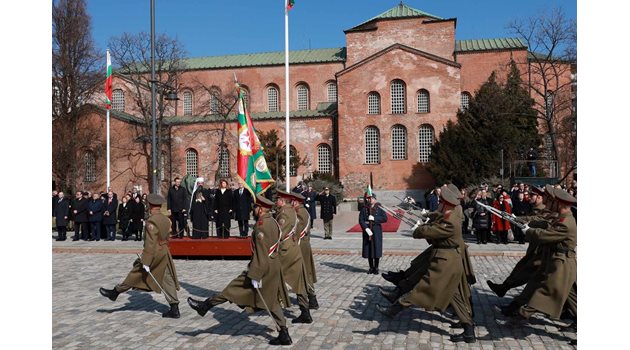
left=187, top=195, right=293, bottom=346
left=359, top=191, right=387, bottom=274
left=316, top=187, right=337, bottom=239
left=276, top=189, right=313, bottom=324
left=99, top=193, right=181, bottom=319
left=290, top=191, right=319, bottom=310
left=377, top=186, right=476, bottom=343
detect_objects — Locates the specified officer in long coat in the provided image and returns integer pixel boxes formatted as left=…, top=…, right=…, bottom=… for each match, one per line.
left=99, top=194, right=181, bottom=318
left=302, top=185, right=317, bottom=229
left=187, top=195, right=293, bottom=346
left=316, top=187, right=337, bottom=239
left=377, top=186, right=476, bottom=343
left=276, top=189, right=313, bottom=324
left=54, top=192, right=70, bottom=241
left=359, top=192, right=387, bottom=274
left=291, top=192, right=319, bottom=309
left=72, top=191, right=89, bottom=241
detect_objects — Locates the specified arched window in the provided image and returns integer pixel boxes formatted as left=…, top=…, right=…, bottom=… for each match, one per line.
left=183, top=91, right=193, bottom=115
left=391, top=125, right=407, bottom=160
left=84, top=151, right=96, bottom=182
left=267, top=85, right=279, bottom=112
left=210, top=87, right=221, bottom=115
left=417, top=89, right=430, bottom=113
left=317, top=144, right=332, bottom=173
left=418, top=124, right=434, bottom=164
left=368, top=92, right=381, bottom=115
left=460, top=91, right=471, bottom=110
left=289, top=145, right=298, bottom=176
left=186, top=149, right=198, bottom=177
left=112, top=89, right=124, bottom=111
left=391, top=79, right=406, bottom=114
left=326, top=81, right=337, bottom=102
left=364, top=126, right=380, bottom=164
left=297, top=84, right=309, bottom=111
left=240, top=85, right=250, bottom=109
left=219, top=147, right=230, bottom=178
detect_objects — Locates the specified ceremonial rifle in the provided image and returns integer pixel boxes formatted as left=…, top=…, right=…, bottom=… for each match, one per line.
left=474, top=200, right=527, bottom=230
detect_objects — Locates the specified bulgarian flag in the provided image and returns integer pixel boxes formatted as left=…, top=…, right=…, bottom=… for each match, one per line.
left=365, top=184, right=373, bottom=198
left=105, top=50, right=113, bottom=109
left=286, top=0, right=295, bottom=11
left=236, top=86, right=275, bottom=197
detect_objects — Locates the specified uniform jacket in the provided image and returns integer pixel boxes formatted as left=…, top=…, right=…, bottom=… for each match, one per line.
left=296, top=205, right=316, bottom=284
left=87, top=198, right=105, bottom=223
left=316, top=193, right=337, bottom=220
left=302, top=190, right=317, bottom=219
left=359, top=204, right=388, bottom=259
left=54, top=198, right=70, bottom=227
left=276, top=204, right=308, bottom=296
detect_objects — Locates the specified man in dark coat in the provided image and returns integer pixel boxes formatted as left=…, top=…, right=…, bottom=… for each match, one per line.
left=213, top=179, right=234, bottom=238
left=233, top=182, right=253, bottom=237
left=167, top=177, right=189, bottom=238
left=88, top=193, right=105, bottom=241
left=103, top=191, right=119, bottom=241
left=302, top=185, right=317, bottom=229
left=72, top=191, right=89, bottom=241
left=316, top=187, right=337, bottom=239
left=117, top=195, right=132, bottom=241
left=359, top=192, right=388, bottom=274
left=54, top=192, right=70, bottom=241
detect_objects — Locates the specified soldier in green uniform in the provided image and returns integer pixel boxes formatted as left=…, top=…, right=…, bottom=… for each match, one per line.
left=290, top=192, right=319, bottom=310
left=376, top=186, right=476, bottom=343
left=187, top=195, right=293, bottom=346
left=99, top=193, right=181, bottom=318
left=275, top=189, right=313, bottom=324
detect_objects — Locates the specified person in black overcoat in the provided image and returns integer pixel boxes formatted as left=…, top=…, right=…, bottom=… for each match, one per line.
left=302, top=185, right=317, bottom=229
left=103, top=191, right=119, bottom=241
left=233, top=182, right=253, bottom=237
left=359, top=192, right=388, bottom=274
left=511, top=191, right=531, bottom=244
left=190, top=191, right=210, bottom=239
left=316, top=187, right=337, bottom=239
left=117, top=195, right=132, bottom=241
left=54, top=192, right=71, bottom=241
left=87, top=193, right=105, bottom=241
left=472, top=189, right=492, bottom=244
left=213, top=179, right=234, bottom=238
left=72, top=191, right=89, bottom=241
left=129, top=195, right=145, bottom=241
left=168, top=177, right=189, bottom=238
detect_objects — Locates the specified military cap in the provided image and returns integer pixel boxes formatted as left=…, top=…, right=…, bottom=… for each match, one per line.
left=255, top=195, right=274, bottom=208
left=440, top=185, right=460, bottom=206
left=447, top=183, right=462, bottom=199
left=552, top=187, right=577, bottom=205
left=544, top=184, right=556, bottom=198
left=529, top=185, right=544, bottom=196
left=276, top=189, right=294, bottom=199
left=291, top=192, right=306, bottom=201
left=147, top=193, right=166, bottom=205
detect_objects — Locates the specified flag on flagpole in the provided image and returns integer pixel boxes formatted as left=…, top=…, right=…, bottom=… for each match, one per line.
left=365, top=184, right=373, bottom=197
left=235, top=86, right=275, bottom=197
left=286, top=0, right=295, bottom=11
left=105, top=50, right=113, bottom=109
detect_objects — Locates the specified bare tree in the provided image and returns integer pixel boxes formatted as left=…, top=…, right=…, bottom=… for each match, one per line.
left=508, top=6, right=577, bottom=178
left=52, top=0, right=102, bottom=192
left=108, top=32, right=187, bottom=193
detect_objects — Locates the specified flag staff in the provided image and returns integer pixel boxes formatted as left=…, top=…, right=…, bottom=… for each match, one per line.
left=284, top=0, right=291, bottom=191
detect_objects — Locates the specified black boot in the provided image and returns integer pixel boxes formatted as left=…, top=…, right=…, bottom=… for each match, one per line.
left=269, top=326, right=292, bottom=346
left=292, top=305, right=313, bottom=324
left=380, top=287, right=402, bottom=303
left=308, top=294, right=319, bottom=310
left=487, top=280, right=507, bottom=297
left=162, top=303, right=180, bottom=318
left=187, top=297, right=212, bottom=317
left=99, top=287, right=120, bottom=301
left=498, top=302, right=519, bottom=317
left=450, top=323, right=476, bottom=343
left=376, top=302, right=404, bottom=319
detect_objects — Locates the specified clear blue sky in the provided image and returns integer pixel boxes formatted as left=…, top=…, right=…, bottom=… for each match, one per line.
left=86, top=0, right=577, bottom=58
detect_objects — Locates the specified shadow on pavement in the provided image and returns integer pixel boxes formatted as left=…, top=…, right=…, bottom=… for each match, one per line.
left=176, top=307, right=273, bottom=340
left=179, top=281, right=218, bottom=298
left=320, top=261, right=367, bottom=273
left=96, top=290, right=169, bottom=314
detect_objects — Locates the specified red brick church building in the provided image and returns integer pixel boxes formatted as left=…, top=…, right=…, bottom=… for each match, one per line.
left=55, top=3, right=574, bottom=200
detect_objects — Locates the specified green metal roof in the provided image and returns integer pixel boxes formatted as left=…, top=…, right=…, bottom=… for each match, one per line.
left=182, top=48, right=346, bottom=70
left=346, top=3, right=442, bottom=32
left=455, top=38, right=527, bottom=52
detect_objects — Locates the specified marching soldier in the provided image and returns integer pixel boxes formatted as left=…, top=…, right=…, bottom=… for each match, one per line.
left=290, top=192, right=319, bottom=309
left=275, top=189, right=313, bottom=324
left=376, top=186, right=476, bottom=343
left=99, top=193, right=181, bottom=318
left=187, top=195, right=293, bottom=346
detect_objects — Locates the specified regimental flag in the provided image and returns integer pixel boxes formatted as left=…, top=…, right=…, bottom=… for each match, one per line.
left=236, top=86, right=274, bottom=197
left=286, top=0, right=295, bottom=11
left=105, top=50, right=113, bottom=109
left=365, top=184, right=373, bottom=198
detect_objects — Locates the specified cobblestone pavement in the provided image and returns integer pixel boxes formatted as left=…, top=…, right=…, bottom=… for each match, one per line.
left=53, top=252, right=576, bottom=349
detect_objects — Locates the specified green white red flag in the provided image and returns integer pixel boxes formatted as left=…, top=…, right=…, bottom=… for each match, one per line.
left=286, top=0, right=295, bottom=11
left=105, top=50, right=113, bottom=109
left=236, top=86, right=274, bottom=197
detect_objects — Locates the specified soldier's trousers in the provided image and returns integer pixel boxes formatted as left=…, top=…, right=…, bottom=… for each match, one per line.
left=500, top=254, right=537, bottom=291
left=323, top=220, right=333, bottom=238
left=207, top=293, right=287, bottom=327
left=449, top=283, right=474, bottom=325
left=115, top=264, right=179, bottom=304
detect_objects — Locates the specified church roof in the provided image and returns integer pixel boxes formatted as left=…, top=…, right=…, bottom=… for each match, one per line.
left=345, top=2, right=443, bottom=32
left=455, top=38, right=527, bottom=52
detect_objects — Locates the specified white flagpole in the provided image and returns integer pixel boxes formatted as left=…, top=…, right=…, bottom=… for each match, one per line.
left=106, top=49, right=111, bottom=191
left=284, top=1, right=290, bottom=192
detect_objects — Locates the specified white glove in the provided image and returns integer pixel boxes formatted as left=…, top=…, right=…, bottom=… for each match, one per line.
left=411, top=219, right=425, bottom=231
left=522, top=224, right=530, bottom=233
left=251, top=279, right=262, bottom=289
left=305, top=204, right=310, bottom=208
left=420, top=209, right=429, bottom=215
left=368, top=215, right=375, bottom=221
left=365, top=228, right=373, bottom=236
left=143, top=265, right=150, bottom=273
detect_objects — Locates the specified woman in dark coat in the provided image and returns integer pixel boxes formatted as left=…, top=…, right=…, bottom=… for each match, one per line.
left=129, top=196, right=145, bottom=241
left=103, top=191, right=118, bottom=241
left=359, top=192, right=388, bottom=274
left=117, top=196, right=132, bottom=241
left=190, top=191, right=210, bottom=239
